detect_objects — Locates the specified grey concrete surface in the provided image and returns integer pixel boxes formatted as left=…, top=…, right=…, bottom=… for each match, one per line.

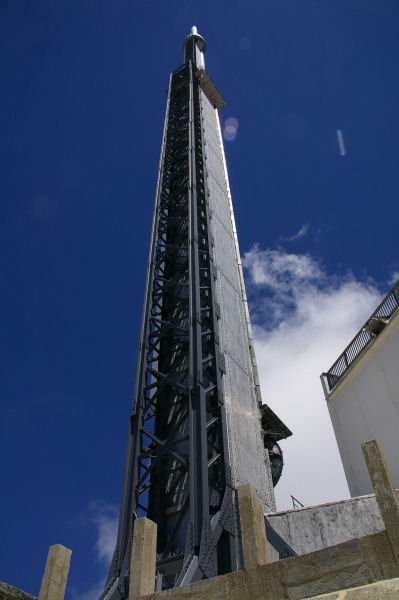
left=266, top=491, right=388, bottom=557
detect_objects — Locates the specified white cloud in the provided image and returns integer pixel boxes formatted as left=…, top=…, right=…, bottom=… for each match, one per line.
left=90, top=501, right=119, bottom=564
left=389, top=271, right=399, bottom=286
left=242, top=245, right=382, bottom=511
left=68, top=502, right=118, bottom=600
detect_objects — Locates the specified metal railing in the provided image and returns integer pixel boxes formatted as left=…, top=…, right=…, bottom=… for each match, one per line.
left=321, top=279, right=399, bottom=396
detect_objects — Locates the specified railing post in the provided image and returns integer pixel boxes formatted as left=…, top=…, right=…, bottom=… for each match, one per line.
left=38, top=544, right=71, bottom=600
left=129, top=517, right=157, bottom=600
left=237, top=482, right=269, bottom=570
left=362, top=439, right=399, bottom=567
left=320, top=373, right=330, bottom=398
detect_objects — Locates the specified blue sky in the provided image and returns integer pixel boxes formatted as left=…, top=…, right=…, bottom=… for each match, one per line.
left=1, top=1, right=399, bottom=598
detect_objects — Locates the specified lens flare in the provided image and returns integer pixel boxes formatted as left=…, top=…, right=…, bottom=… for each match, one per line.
left=223, top=117, right=239, bottom=141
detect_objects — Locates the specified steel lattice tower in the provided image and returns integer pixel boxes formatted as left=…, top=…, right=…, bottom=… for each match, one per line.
left=100, top=27, right=291, bottom=600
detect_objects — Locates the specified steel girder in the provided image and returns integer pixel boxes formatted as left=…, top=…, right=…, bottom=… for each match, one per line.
left=100, top=59, right=240, bottom=600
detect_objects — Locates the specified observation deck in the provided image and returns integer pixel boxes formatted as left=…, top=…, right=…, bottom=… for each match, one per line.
left=321, top=279, right=399, bottom=396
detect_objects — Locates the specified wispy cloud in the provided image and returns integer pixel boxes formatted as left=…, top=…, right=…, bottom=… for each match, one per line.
left=279, top=223, right=309, bottom=243
left=243, top=245, right=383, bottom=510
left=336, top=129, right=346, bottom=156
left=68, top=502, right=118, bottom=600
left=89, top=501, right=119, bottom=564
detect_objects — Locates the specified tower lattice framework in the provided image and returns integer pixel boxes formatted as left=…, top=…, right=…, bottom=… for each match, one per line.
left=100, top=27, right=291, bottom=600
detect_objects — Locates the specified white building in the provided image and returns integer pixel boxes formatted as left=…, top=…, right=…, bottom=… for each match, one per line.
left=321, top=280, right=399, bottom=497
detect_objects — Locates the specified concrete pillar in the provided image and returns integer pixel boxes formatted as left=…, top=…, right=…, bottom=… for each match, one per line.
left=129, top=517, right=157, bottom=600
left=38, top=544, right=71, bottom=600
left=237, top=482, right=269, bottom=570
left=362, top=439, right=399, bottom=566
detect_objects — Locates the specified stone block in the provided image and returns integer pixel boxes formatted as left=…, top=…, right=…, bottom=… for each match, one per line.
left=0, top=581, right=36, bottom=600
left=303, top=577, right=399, bottom=599
left=360, top=531, right=398, bottom=580
left=362, top=439, right=399, bottom=566
left=38, top=544, right=71, bottom=600
left=129, top=517, right=157, bottom=600
left=276, top=539, right=372, bottom=600
left=237, top=482, right=269, bottom=570
left=343, top=578, right=399, bottom=600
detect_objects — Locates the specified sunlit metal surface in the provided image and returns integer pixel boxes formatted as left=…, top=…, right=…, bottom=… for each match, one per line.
left=99, top=29, right=290, bottom=599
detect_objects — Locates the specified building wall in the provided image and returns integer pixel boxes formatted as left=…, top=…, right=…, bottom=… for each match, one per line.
left=266, top=493, right=388, bottom=556
left=326, top=310, right=399, bottom=497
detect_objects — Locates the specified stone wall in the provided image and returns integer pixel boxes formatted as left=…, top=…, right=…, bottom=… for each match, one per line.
left=143, top=531, right=399, bottom=600
left=305, top=577, right=399, bottom=600
left=0, top=582, right=36, bottom=600
left=266, top=491, right=389, bottom=556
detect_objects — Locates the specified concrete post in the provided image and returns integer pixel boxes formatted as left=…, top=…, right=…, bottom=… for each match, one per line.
left=38, top=544, right=71, bottom=600
left=129, top=517, right=157, bottom=600
left=237, top=482, right=269, bottom=570
left=362, top=439, right=399, bottom=566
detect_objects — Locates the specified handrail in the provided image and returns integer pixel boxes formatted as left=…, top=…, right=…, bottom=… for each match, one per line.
left=321, top=279, right=399, bottom=396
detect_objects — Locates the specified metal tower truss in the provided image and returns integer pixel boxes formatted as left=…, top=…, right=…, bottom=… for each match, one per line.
left=100, top=28, right=291, bottom=600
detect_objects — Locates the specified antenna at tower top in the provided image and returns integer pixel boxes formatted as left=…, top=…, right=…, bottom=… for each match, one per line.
left=183, top=25, right=206, bottom=67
